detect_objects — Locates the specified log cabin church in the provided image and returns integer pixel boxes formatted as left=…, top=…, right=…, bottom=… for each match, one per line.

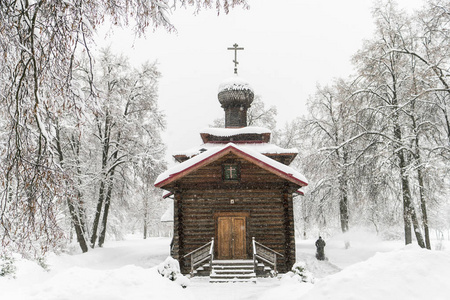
left=155, top=46, right=308, bottom=282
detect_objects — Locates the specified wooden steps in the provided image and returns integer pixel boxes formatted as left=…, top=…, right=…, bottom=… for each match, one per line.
left=209, top=260, right=257, bottom=283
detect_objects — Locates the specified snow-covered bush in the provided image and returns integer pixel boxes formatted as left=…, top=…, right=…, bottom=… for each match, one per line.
left=282, top=261, right=314, bottom=284
left=36, top=256, right=50, bottom=272
left=157, top=256, right=189, bottom=288
left=0, top=254, right=17, bottom=278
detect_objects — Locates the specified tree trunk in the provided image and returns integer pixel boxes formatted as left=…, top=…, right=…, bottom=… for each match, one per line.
left=71, top=134, right=89, bottom=238
left=410, top=71, right=431, bottom=249
left=90, top=179, right=106, bottom=248
left=397, top=146, right=425, bottom=248
left=399, top=158, right=412, bottom=245
left=409, top=107, right=431, bottom=249
left=339, top=177, right=350, bottom=249
left=392, top=109, right=413, bottom=245
left=416, top=166, right=431, bottom=249
left=98, top=134, right=121, bottom=247
left=98, top=172, right=114, bottom=247
left=143, top=198, right=149, bottom=239
left=67, top=198, right=89, bottom=253
left=338, top=150, right=350, bottom=249
left=55, top=126, right=88, bottom=253
left=90, top=114, right=112, bottom=248
left=409, top=199, right=426, bottom=249
left=339, top=178, right=349, bottom=234
left=443, top=105, right=450, bottom=144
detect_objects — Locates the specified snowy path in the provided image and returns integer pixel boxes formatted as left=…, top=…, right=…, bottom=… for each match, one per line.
left=53, top=237, right=171, bottom=270
left=189, top=278, right=289, bottom=300
left=1, top=232, right=450, bottom=300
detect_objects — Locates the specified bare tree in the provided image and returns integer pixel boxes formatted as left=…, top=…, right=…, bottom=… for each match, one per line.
left=0, top=0, right=247, bottom=256
left=352, top=1, right=425, bottom=247
left=75, top=48, right=166, bottom=248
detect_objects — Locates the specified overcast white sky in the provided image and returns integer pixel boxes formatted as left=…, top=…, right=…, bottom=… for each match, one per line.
left=97, top=0, right=424, bottom=165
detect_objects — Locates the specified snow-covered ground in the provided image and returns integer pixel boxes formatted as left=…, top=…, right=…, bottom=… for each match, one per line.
left=1, top=230, right=450, bottom=300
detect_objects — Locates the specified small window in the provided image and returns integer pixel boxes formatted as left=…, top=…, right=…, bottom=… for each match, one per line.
left=223, top=163, right=239, bottom=181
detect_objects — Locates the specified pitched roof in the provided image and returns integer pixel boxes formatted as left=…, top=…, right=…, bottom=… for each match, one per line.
left=173, top=142, right=298, bottom=159
left=154, top=143, right=308, bottom=188
left=200, top=126, right=271, bottom=137
left=199, top=126, right=272, bottom=143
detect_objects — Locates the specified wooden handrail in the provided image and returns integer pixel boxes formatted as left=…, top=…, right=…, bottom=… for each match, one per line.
left=252, top=237, right=283, bottom=274
left=183, top=238, right=214, bottom=277
left=183, top=240, right=212, bottom=258
left=254, top=240, right=283, bottom=257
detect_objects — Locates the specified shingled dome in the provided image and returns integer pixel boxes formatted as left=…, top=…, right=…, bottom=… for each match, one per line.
left=217, top=76, right=254, bottom=128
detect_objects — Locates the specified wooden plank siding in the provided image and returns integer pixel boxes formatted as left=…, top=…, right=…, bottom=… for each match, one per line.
left=166, top=152, right=297, bottom=274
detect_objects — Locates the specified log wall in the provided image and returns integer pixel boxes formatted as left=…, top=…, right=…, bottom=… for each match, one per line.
left=166, top=153, right=297, bottom=274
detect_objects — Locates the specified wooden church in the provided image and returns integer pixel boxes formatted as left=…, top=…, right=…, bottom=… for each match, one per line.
left=155, top=46, right=308, bottom=281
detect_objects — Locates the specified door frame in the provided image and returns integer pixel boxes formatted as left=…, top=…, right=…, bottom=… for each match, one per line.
left=214, top=211, right=250, bottom=260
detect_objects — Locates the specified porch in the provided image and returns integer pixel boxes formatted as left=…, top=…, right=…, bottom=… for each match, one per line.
left=183, top=237, right=283, bottom=283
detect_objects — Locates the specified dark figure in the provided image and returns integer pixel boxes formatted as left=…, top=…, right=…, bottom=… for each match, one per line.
left=315, top=236, right=326, bottom=261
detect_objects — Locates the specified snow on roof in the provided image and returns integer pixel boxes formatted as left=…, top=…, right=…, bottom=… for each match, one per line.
left=200, top=126, right=271, bottom=137
left=173, top=142, right=298, bottom=158
left=218, top=76, right=254, bottom=93
left=155, top=143, right=308, bottom=188
left=161, top=190, right=173, bottom=199
left=156, top=145, right=225, bottom=186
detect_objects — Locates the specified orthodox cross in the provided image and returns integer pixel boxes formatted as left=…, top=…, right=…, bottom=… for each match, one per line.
left=227, top=43, right=244, bottom=74
left=226, top=165, right=235, bottom=178
left=224, top=164, right=238, bottom=179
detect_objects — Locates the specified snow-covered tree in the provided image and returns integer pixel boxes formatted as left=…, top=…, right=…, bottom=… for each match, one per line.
left=0, top=0, right=247, bottom=257
left=72, top=48, right=166, bottom=248
left=283, top=0, right=450, bottom=245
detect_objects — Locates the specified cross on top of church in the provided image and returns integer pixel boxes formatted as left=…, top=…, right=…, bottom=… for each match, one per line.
left=227, top=43, right=244, bottom=74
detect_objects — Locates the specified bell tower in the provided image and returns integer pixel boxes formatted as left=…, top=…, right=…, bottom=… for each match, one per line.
left=217, top=43, right=254, bottom=128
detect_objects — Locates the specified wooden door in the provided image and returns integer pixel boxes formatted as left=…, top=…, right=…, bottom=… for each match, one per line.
left=217, top=216, right=246, bottom=259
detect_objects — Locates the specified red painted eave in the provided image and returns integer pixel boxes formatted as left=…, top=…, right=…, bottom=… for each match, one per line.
left=295, top=189, right=305, bottom=196
left=162, top=191, right=173, bottom=199
left=229, top=145, right=308, bottom=187
left=155, top=146, right=235, bottom=188
left=155, top=144, right=308, bottom=188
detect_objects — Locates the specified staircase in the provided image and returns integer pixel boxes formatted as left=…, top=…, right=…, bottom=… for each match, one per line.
left=184, top=238, right=282, bottom=282
left=209, top=260, right=257, bottom=283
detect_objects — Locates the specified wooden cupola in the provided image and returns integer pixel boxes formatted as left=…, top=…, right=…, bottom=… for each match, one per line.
left=218, top=76, right=254, bottom=128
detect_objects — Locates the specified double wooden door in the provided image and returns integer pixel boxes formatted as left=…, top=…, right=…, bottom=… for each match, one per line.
left=217, top=216, right=246, bottom=259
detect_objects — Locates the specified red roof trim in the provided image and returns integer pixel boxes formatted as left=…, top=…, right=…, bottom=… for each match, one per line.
left=203, top=140, right=266, bottom=144
left=295, top=189, right=305, bottom=196
left=162, top=191, right=173, bottom=199
left=228, top=146, right=308, bottom=187
left=155, top=146, right=233, bottom=188
left=155, top=144, right=308, bottom=188
left=201, top=132, right=271, bottom=143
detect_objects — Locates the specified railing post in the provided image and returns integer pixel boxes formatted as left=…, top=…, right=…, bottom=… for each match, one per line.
left=183, top=238, right=215, bottom=278
left=190, top=253, right=194, bottom=277
left=252, top=237, right=256, bottom=272
left=273, top=253, right=277, bottom=274
left=210, top=238, right=214, bottom=267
